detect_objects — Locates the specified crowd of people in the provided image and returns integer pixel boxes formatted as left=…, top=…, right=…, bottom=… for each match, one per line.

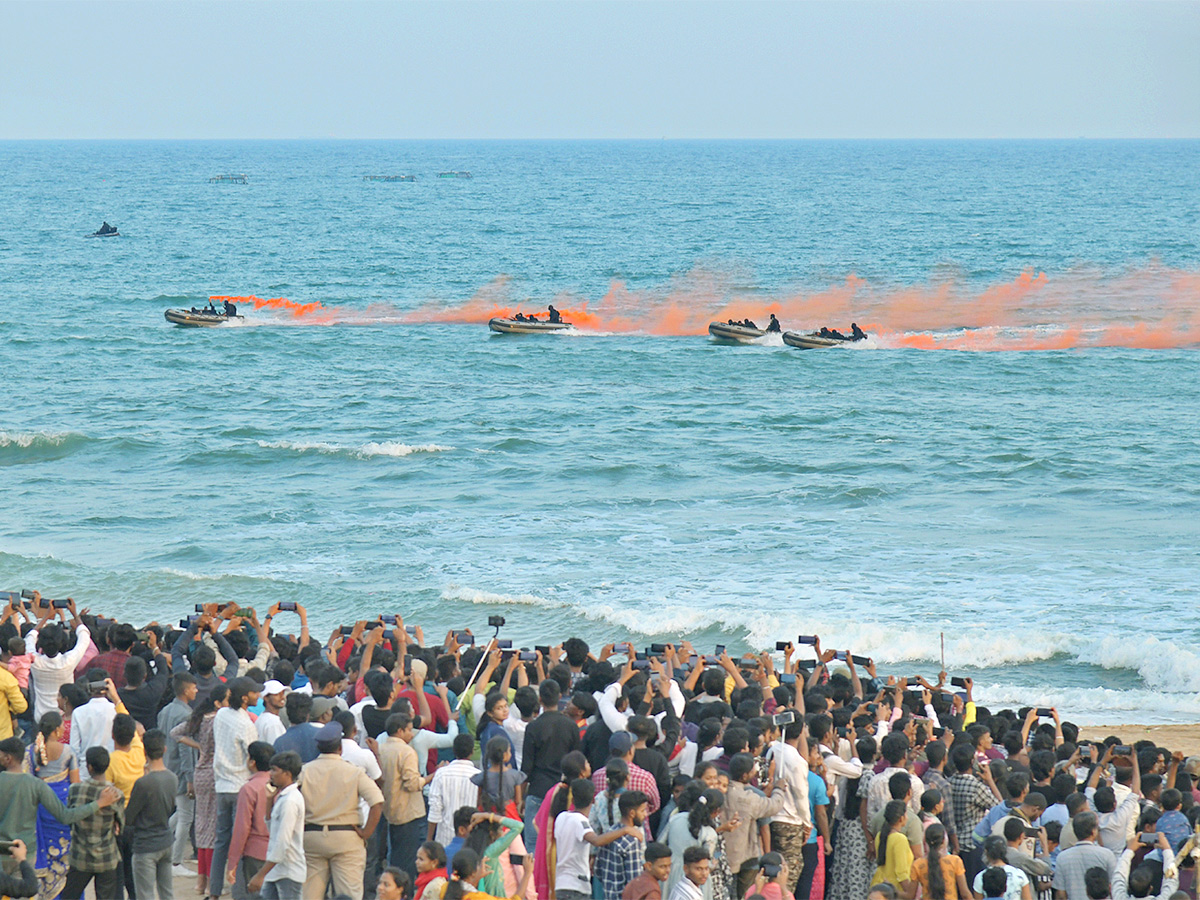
left=0, top=592, right=1198, bottom=900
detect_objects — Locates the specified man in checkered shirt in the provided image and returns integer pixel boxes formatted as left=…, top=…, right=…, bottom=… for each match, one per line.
left=596, top=791, right=652, bottom=900
left=593, top=732, right=661, bottom=815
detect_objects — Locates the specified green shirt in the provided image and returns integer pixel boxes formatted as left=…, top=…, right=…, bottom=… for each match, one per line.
left=0, top=771, right=101, bottom=856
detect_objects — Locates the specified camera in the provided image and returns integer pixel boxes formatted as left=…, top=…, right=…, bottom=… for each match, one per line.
left=53, top=599, right=71, bottom=609
left=779, top=673, right=796, bottom=685
left=20, top=589, right=35, bottom=599
left=535, top=645, right=550, bottom=657
left=775, top=641, right=791, bottom=651
left=1035, top=707, right=1054, bottom=717
left=714, top=644, right=725, bottom=656
left=405, top=625, right=418, bottom=635
left=339, top=625, right=356, bottom=635
left=278, top=601, right=298, bottom=612
left=519, top=651, right=538, bottom=662
left=796, top=635, right=817, bottom=645
left=703, top=655, right=720, bottom=665
left=488, top=615, right=505, bottom=628
left=89, top=681, right=108, bottom=695
left=832, top=650, right=847, bottom=661
left=1114, top=745, right=1132, bottom=756
left=378, top=614, right=397, bottom=625
left=851, top=655, right=872, bottom=666
left=496, top=639, right=513, bottom=649
left=632, top=660, right=650, bottom=670
left=235, top=609, right=253, bottom=617
left=950, top=676, right=967, bottom=688
left=454, top=631, right=475, bottom=645
left=772, top=711, right=795, bottom=726
left=650, top=643, right=668, bottom=654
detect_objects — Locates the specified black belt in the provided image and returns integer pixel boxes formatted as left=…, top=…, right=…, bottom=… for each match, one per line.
left=304, top=824, right=357, bottom=832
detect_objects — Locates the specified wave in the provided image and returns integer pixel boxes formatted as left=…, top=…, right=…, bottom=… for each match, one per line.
left=441, top=585, right=569, bottom=609
left=256, top=440, right=455, bottom=459
left=0, top=430, right=94, bottom=464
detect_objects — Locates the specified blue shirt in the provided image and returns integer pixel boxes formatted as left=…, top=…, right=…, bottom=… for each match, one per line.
left=807, top=770, right=829, bottom=845
left=974, top=800, right=1018, bottom=841
left=445, top=836, right=464, bottom=864
left=273, top=724, right=320, bottom=763
left=1159, top=810, right=1190, bottom=852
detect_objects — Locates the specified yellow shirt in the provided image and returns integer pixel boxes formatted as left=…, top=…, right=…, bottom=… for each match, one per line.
left=107, top=733, right=145, bottom=798
left=0, top=667, right=28, bottom=740
left=871, top=830, right=914, bottom=887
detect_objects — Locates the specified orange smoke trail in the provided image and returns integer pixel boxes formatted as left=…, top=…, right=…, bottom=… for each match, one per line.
left=210, top=295, right=327, bottom=318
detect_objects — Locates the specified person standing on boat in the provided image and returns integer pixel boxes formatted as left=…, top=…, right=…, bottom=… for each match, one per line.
left=851, top=323, right=866, bottom=341
left=548, top=305, right=562, bottom=324
left=766, top=315, right=781, bottom=333
left=224, top=300, right=237, bottom=318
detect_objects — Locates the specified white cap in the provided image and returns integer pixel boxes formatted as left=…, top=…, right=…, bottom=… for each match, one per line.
left=262, top=680, right=287, bottom=696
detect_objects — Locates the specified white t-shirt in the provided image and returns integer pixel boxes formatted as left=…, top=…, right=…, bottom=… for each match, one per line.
left=554, top=811, right=594, bottom=894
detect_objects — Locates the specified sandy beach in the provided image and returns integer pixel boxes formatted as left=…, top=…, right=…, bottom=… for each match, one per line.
left=1077, top=723, right=1200, bottom=756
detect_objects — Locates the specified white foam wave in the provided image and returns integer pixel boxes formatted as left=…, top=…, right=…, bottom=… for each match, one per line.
left=257, top=440, right=455, bottom=458
left=440, top=586, right=568, bottom=608
left=972, top=683, right=1200, bottom=726
left=0, top=430, right=83, bottom=448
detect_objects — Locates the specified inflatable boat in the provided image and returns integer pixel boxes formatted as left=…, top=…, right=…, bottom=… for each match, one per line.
left=708, top=321, right=766, bottom=342
left=782, top=330, right=861, bottom=349
left=488, top=317, right=573, bottom=334
left=164, top=308, right=244, bottom=327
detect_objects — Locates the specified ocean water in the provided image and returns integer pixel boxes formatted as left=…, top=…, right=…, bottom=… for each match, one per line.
left=2, top=139, right=1199, bottom=724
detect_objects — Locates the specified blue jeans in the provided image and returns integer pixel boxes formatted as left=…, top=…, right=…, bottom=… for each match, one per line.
left=389, top=818, right=427, bottom=880
left=260, top=878, right=303, bottom=900
left=207, top=792, right=240, bottom=899
left=523, top=794, right=543, bottom=860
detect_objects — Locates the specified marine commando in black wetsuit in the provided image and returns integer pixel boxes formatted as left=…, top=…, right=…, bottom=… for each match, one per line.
left=766, top=314, right=781, bottom=333
left=548, top=305, right=562, bottom=324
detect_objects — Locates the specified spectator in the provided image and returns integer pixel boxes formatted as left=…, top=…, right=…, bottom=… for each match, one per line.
left=224, top=740, right=274, bottom=900
left=246, top=751, right=306, bottom=900
left=62, top=746, right=124, bottom=900
left=428, top=733, right=479, bottom=845
left=125, top=729, right=178, bottom=899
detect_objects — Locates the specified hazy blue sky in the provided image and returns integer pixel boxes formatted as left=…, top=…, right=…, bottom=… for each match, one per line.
left=3, top=1, right=1197, bottom=139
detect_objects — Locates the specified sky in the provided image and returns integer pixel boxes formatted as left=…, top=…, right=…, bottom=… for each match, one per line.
left=2, top=1, right=1198, bottom=139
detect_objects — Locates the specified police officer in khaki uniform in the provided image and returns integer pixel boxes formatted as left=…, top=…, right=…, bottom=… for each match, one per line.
left=297, top=721, right=384, bottom=900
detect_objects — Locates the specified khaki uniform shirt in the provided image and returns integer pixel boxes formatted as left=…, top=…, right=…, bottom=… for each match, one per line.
left=298, top=752, right=383, bottom=826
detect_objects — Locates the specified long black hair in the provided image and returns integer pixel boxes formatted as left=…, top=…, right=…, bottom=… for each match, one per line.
left=688, top=788, right=724, bottom=839
left=443, top=848, right=481, bottom=900
left=925, top=822, right=948, bottom=899
left=877, top=800, right=907, bottom=870
left=549, top=777, right=596, bottom=823
left=604, top=758, right=630, bottom=824
left=187, top=683, right=229, bottom=735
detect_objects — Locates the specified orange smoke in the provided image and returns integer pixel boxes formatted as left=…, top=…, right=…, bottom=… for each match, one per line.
left=210, top=295, right=326, bottom=318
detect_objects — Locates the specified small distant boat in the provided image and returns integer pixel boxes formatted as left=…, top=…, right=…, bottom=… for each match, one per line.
left=363, top=174, right=416, bottom=182
left=782, top=329, right=865, bottom=349
left=708, top=321, right=765, bottom=343
left=164, top=308, right=244, bottom=328
left=489, top=317, right=572, bottom=334
left=438, top=171, right=472, bottom=179
left=209, top=174, right=249, bottom=184
left=89, top=222, right=119, bottom=237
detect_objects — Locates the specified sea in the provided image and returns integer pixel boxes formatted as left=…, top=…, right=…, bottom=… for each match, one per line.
left=1, top=139, right=1198, bottom=724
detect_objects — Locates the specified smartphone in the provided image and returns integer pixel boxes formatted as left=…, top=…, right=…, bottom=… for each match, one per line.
left=39, top=598, right=51, bottom=608
left=52, top=598, right=71, bottom=609
left=378, top=614, right=397, bottom=625
left=496, top=639, right=513, bottom=649
left=851, top=655, right=872, bottom=666
left=278, top=601, right=298, bottom=612
left=519, top=651, right=538, bottom=662
left=178, top=618, right=192, bottom=629
left=1080, top=748, right=1093, bottom=761
left=772, top=710, right=796, bottom=726
left=235, top=609, right=253, bottom=617
left=650, top=643, right=668, bottom=654
left=761, top=863, right=781, bottom=878
left=703, top=655, right=721, bottom=665
left=715, top=644, right=726, bottom=656
left=135, top=631, right=149, bottom=642
left=836, top=726, right=849, bottom=738
left=832, top=650, right=847, bottom=661
left=20, top=589, right=35, bottom=599
left=796, top=635, right=817, bottom=645
left=635, top=652, right=648, bottom=661
left=535, top=645, right=550, bottom=657
left=1138, top=833, right=1158, bottom=845
left=195, top=604, right=206, bottom=613
left=339, top=625, right=356, bottom=635
left=1035, top=707, right=1054, bottom=717
left=780, top=672, right=797, bottom=685
left=405, top=625, right=417, bottom=635
left=454, top=631, right=475, bottom=645
left=1114, top=745, right=1133, bottom=756
left=1026, top=826, right=1042, bottom=838
left=632, top=660, right=651, bottom=670
left=866, top=703, right=879, bottom=713
left=0, top=840, right=13, bottom=855
left=89, top=680, right=108, bottom=695
left=775, top=641, right=791, bottom=651
left=950, top=676, right=967, bottom=688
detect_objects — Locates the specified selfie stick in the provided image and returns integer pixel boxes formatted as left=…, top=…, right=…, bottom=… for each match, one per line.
left=940, top=632, right=945, bottom=671
left=455, top=618, right=505, bottom=712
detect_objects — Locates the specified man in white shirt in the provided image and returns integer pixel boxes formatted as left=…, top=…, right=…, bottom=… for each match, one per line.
left=210, top=677, right=262, bottom=900
left=247, top=750, right=307, bottom=900
left=68, top=677, right=122, bottom=757
left=505, top=685, right=538, bottom=769
left=26, top=601, right=92, bottom=720
left=867, top=732, right=924, bottom=820
left=667, top=846, right=711, bottom=900
left=766, top=716, right=813, bottom=891
left=810, top=715, right=863, bottom=808
left=427, top=733, right=480, bottom=845
left=256, top=681, right=288, bottom=745
left=553, top=777, right=644, bottom=900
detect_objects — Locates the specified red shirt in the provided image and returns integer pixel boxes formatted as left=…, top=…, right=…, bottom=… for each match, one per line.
left=623, top=873, right=662, bottom=900
left=396, top=688, right=449, bottom=732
